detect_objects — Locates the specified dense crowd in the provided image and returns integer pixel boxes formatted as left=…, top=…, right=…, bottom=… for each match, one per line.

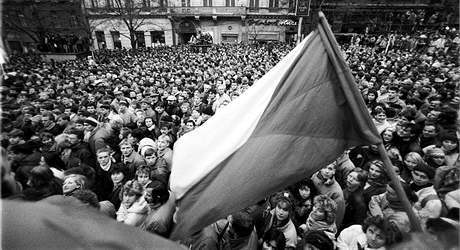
left=1, top=27, right=459, bottom=250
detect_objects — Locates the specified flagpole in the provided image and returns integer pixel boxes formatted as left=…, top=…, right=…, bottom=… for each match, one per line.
left=316, top=11, right=422, bottom=232
left=377, top=143, right=423, bottom=232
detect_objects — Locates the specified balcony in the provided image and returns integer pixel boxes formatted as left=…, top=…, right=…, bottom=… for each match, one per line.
left=169, top=6, right=247, bottom=16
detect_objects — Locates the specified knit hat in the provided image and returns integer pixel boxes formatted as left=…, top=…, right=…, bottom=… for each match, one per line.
left=84, top=117, right=98, bottom=127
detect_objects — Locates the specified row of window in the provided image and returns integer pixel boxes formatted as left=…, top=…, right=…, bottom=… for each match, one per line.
left=88, top=0, right=289, bottom=9
left=94, top=30, right=166, bottom=49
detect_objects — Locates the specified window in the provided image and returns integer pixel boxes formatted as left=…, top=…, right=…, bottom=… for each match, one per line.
left=95, top=31, right=106, bottom=49
left=269, top=0, right=279, bottom=8
left=70, top=15, right=78, bottom=27
left=249, top=0, right=259, bottom=8
left=203, top=0, right=212, bottom=6
left=91, top=0, right=98, bottom=8
left=111, top=31, right=122, bottom=49
left=142, top=0, right=150, bottom=8
left=221, top=34, right=238, bottom=43
left=159, top=0, right=166, bottom=7
left=225, top=0, right=235, bottom=6
left=150, top=31, right=165, bottom=45
left=135, top=31, right=145, bottom=48
left=181, top=0, right=190, bottom=7
left=107, top=0, right=114, bottom=8
left=17, top=13, right=27, bottom=26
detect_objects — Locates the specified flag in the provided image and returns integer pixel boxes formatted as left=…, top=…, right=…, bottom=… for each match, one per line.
left=169, top=12, right=382, bottom=240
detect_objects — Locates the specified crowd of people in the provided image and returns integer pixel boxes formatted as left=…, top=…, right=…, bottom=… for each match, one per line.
left=1, top=25, right=459, bottom=249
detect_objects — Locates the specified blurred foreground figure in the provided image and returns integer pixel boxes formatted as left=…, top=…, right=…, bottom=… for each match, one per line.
left=2, top=199, right=185, bottom=250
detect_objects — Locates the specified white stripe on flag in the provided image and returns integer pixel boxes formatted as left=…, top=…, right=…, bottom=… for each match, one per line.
left=170, top=34, right=313, bottom=199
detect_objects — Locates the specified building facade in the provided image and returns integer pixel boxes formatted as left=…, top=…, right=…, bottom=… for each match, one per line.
left=85, top=0, right=300, bottom=49
left=3, top=0, right=90, bottom=54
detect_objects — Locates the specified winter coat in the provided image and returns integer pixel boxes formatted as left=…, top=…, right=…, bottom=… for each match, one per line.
left=116, top=198, right=150, bottom=227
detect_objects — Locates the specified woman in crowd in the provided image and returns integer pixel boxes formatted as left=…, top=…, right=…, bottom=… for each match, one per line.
left=363, top=160, right=389, bottom=205
left=263, top=195, right=298, bottom=249
left=109, top=163, right=129, bottom=210
left=116, top=180, right=150, bottom=227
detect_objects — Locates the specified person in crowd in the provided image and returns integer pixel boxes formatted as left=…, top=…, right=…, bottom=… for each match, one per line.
left=109, top=163, right=129, bottom=210
left=15, top=166, right=63, bottom=201
left=311, top=164, right=345, bottom=227
left=368, top=182, right=418, bottom=233
left=363, top=160, right=389, bottom=205
left=116, top=180, right=150, bottom=227
left=299, top=194, right=337, bottom=241
left=260, top=229, right=286, bottom=250
left=157, top=134, right=173, bottom=170
left=135, top=165, right=152, bottom=189
left=119, top=139, right=145, bottom=176
left=289, top=179, right=317, bottom=229
left=341, top=167, right=368, bottom=230
left=336, top=215, right=403, bottom=250
left=401, top=152, right=425, bottom=183
left=62, top=174, right=87, bottom=196
left=93, top=147, right=115, bottom=201
left=263, top=195, right=297, bottom=249
left=142, top=179, right=176, bottom=237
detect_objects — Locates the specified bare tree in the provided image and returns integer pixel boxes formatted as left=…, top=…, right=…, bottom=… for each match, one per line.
left=112, top=0, right=146, bottom=49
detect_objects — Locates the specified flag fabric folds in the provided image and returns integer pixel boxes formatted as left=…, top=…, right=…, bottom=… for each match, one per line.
left=170, top=14, right=382, bottom=240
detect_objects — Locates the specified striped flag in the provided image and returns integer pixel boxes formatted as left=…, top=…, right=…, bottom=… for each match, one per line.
left=170, top=12, right=382, bottom=239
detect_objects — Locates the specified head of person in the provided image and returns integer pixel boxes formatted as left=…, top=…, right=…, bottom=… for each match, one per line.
left=346, top=167, right=368, bottom=191
left=185, top=120, right=195, bottom=131
left=273, top=195, right=293, bottom=223
left=8, top=129, right=24, bottom=145
left=109, top=163, right=128, bottom=186
left=135, top=165, right=151, bottom=186
left=228, top=210, right=254, bottom=238
left=424, top=147, right=446, bottom=167
left=367, top=160, right=388, bottom=184
left=296, top=178, right=317, bottom=200
left=411, top=161, right=435, bottom=186
left=403, top=152, right=425, bottom=171
left=66, top=129, right=84, bottom=146
left=83, top=117, right=98, bottom=132
left=309, top=194, right=337, bottom=225
left=387, top=86, right=399, bottom=100
left=262, top=229, right=286, bottom=250
left=362, top=215, right=403, bottom=249
left=440, top=130, right=458, bottom=153
left=396, top=121, right=416, bottom=139
left=157, top=134, right=171, bottom=151
left=62, top=174, right=87, bottom=195
left=381, top=127, right=395, bottom=143
left=27, top=166, right=55, bottom=189
left=145, top=179, right=169, bottom=206
left=70, top=189, right=100, bottom=209
left=319, top=163, right=336, bottom=186
left=298, top=230, right=334, bottom=250
left=120, top=180, right=144, bottom=208
left=373, top=107, right=387, bottom=123
left=96, top=147, right=112, bottom=166
left=119, top=139, right=134, bottom=157
left=421, top=123, right=439, bottom=139
left=144, top=117, right=155, bottom=128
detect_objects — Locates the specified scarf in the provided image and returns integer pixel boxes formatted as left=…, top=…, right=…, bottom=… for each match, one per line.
left=410, top=182, right=431, bottom=192
left=306, top=211, right=337, bottom=235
